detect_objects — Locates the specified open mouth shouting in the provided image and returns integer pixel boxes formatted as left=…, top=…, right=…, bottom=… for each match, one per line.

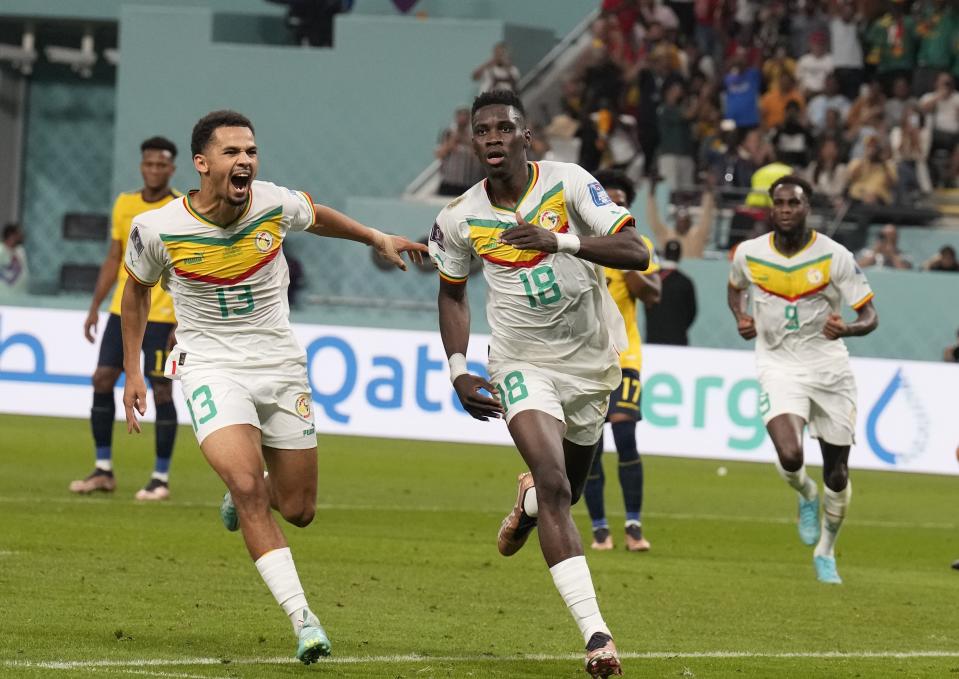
left=229, top=169, right=252, bottom=202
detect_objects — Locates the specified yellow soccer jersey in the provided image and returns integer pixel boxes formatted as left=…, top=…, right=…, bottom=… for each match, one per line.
left=428, top=160, right=647, bottom=376
left=123, top=180, right=316, bottom=368
left=729, top=230, right=874, bottom=371
left=108, top=190, right=180, bottom=323
left=605, top=234, right=660, bottom=373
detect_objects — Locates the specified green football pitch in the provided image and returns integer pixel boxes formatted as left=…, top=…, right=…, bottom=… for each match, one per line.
left=1, top=413, right=956, bottom=678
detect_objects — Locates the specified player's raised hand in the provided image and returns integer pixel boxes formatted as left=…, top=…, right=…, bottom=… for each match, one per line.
left=499, top=211, right=557, bottom=253
left=123, top=371, right=148, bottom=434
left=823, top=313, right=847, bottom=340
left=452, top=374, right=503, bottom=421
left=737, top=314, right=757, bottom=340
left=372, top=232, right=428, bottom=271
left=83, top=310, right=99, bottom=343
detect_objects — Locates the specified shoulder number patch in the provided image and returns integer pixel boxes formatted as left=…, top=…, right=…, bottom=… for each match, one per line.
left=588, top=182, right=612, bottom=207
left=429, top=222, right=446, bottom=251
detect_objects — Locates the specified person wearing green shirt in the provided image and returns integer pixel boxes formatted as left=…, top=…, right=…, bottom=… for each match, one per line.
left=866, top=0, right=917, bottom=94
left=915, top=0, right=958, bottom=94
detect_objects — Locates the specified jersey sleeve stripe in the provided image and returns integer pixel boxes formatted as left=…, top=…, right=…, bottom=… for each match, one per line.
left=606, top=214, right=635, bottom=235
left=123, top=263, right=159, bottom=287
left=851, top=292, right=874, bottom=310
left=438, top=271, right=467, bottom=284
left=300, top=190, right=317, bottom=226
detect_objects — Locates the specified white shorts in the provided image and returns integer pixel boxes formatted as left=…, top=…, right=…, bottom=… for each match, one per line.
left=758, top=366, right=858, bottom=446
left=488, top=361, right=619, bottom=447
left=179, top=363, right=317, bottom=449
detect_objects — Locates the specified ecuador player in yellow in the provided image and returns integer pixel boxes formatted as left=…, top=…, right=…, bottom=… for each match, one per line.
left=72, top=136, right=180, bottom=500
left=583, top=170, right=662, bottom=553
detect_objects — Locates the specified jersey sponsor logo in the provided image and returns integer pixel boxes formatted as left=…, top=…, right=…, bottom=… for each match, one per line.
left=131, top=226, right=145, bottom=257
left=254, top=231, right=274, bottom=253
left=295, top=393, right=313, bottom=419
left=429, top=222, right=446, bottom=251
left=588, top=182, right=612, bottom=206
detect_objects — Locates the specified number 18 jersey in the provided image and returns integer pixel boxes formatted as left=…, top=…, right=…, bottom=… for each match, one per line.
left=429, top=161, right=643, bottom=376
left=124, top=180, right=316, bottom=368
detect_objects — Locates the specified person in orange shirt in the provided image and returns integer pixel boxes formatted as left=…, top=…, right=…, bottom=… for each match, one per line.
left=759, top=72, right=806, bottom=129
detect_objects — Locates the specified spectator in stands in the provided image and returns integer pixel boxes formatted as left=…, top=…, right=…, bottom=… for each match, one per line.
left=829, top=0, right=865, bottom=100
left=805, top=137, right=849, bottom=201
left=745, top=155, right=793, bottom=207
left=884, top=76, right=917, bottom=129
left=636, top=46, right=682, bottom=165
left=657, top=80, right=697, bottom=189
left=759, top=71, right=805, bottom=129
left=472, top=42, right=520, bottom=93
left=848, top=108, right=888, bottom=160
left=914, top=0, right=958, bottom=95
left=847, top=80, right=886, bottom=131
left=773, top=101, right=816, bottom=167
left=761, top=42, right=797, bottom=91
left=0, top=222, right=28, bottom=296
left=943, top=328, right=959, bottom=362
left=645, top=239, right=697, bottom=345
left=580, top=102, right=641, bottom=175
left=723, top=48, right=762, bottom=130
left=267, top=0, right=351, bottom=47
left=646, top=174, right=715, bottom=257
left=857, top=223, right=914, bottom=269
left=808, top=74, right=851, bottom=131
left=790, top=0, right=829, bottom=58
left=725, top=26, right=763, bottom=69
left=890, top=103, right=932, bottom=198
left=847, top=135, right=897, bottom=204
left=919, top=73, right=959, bottom=187
left=816, top=108, right=851, bottom=158
left=866, top=0, right=917, bottom=94
left=733, top=128, right=775, bottom=188
left=757, top=6, right=790, bottom=57
left=701, top=118, right=740, bottom=183
left=923, top=245, right=959, bottom=272
left=435, top=106, right=484, bottom=196
left=694, top=0, right=722, bottom=62
left=795, top=32, right=834, bottom=97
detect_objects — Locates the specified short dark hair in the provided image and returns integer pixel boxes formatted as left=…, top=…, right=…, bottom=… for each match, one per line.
left=140, top=136, right=177, bottom=158
left=942, top=245, right=956, bottom=257
left=592, top=169, right=636, bottom=206
left=471, top=89, right=526, bottom=121
left=769, top=174, right=814, bottom=201
left=664, top=239, right=682, bottom=262
left=191, top=110, right=254, bottom=156
left=3, top=223, right=20, bottom=240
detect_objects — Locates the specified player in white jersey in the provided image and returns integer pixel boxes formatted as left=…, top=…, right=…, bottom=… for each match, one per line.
left=727, top=175, right=878, bottom=584
left=430, top=90, right=651, bottom=678
left=120, top=110, right=426, bottom=664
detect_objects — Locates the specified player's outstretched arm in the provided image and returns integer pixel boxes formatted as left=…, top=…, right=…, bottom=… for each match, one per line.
left=437, top=279, right=502, bottom=421
left=500, top=212, right=650, bottom=270
left=307, top=204, right=427, bottom=271
left=823, top=300, right=878, bottom=340
left=727, top=282, right=756, bottom=340
left=120, top=278, right=152, bottom=434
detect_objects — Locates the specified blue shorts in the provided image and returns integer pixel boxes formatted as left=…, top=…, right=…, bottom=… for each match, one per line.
left=97, top=313, right=174, bottom=383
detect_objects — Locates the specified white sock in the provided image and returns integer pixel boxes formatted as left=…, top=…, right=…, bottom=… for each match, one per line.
left=523, top=487, right=538, bottom=518
left=95, top=460, right=112, bottom=472
left=549, top=555, right=610, bottom=643
left=814, top=481, right=851, bottom=558
left=254, top=547, right=310, bottom=634
left=775, top=461, right=818, bottom=501
left=151, top=472, right=169, bottom=483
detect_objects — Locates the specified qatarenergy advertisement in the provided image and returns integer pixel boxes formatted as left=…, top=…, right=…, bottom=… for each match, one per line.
left=2, top=306, right=957, bottom=476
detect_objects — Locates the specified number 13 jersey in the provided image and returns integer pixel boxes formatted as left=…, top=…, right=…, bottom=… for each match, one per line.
left=123, top=180, right=316, bottom=368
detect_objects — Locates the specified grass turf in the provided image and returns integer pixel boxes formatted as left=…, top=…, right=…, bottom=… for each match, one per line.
left=0, top=413, right=956, bottom=678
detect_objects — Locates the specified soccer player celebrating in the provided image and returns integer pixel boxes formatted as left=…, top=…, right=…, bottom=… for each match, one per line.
left=72, top=136, right=180, bottom=500
left=120, top=110, right=426, bottom=664
left=727, top=175, right=878, bottom=584
left=583, top=170, right=661, bottom=553
left=429, top=90, right=651, bottom=677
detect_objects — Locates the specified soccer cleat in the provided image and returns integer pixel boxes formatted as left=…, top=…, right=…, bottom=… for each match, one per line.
left=798, top=496, right=821, bottom=546
left=591, top=527, right=614, bottom=551
left=68, top=469, right=116, bottom=494
left=624, top=523, right=650, bottom=552
left=296, top=610, right=331, bottom=665
left=134, top=478, right=170, bottom=501
left=814, top=555, right=843, bottom=584
left=497, top=472, right=537, bottom=556
left=952, top=559, right=959, bottom=571
left=220, top=491, right=239, bottom=532
left=585, top=632, right=623, bottom=677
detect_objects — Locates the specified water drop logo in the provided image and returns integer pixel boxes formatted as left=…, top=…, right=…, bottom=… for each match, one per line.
left=866, top=369, right=929, bottom=465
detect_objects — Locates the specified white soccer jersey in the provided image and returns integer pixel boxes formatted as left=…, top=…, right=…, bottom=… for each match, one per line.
left=729, top=230, right=874, bottom=371
left=124, top=180, right=316, bottom=368
left=428, top=160, right=640, bottom=375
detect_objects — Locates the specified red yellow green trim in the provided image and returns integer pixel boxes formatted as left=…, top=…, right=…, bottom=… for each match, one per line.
left=769, top=230, right=817, bottom=258
left=852, top=292, right=874, bottom=310
left=486, top=162, right=539, bottom=213
left=172, top=246, right=280, bottom=285
left=301, top=190, right=317, bottom=226
left=606, top=214, right=635, bottom=235
left=755, top=282, right=829, bottom=302
left=183, top=189, right=253, bottom=228
left=438, top=271, right=467, bottom=284
left=123, top=263, right=159, bottom=287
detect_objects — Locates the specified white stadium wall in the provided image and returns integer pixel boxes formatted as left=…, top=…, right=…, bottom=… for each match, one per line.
left=2, top=306, right=957, bottom=476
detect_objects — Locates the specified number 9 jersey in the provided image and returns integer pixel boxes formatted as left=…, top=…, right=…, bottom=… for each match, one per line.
left=123, top=180, right=316, bottom=369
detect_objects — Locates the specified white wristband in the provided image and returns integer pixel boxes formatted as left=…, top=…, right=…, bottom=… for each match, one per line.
left=448, top=353, right=468, bottom=383
left=555, top=232, right=581, bottom=254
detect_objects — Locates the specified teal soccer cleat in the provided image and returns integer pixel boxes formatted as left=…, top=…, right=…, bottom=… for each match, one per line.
left=814, top=555, right=843, bottom=584
left=798, top=496, right=821, bottom=546
left=220, top=491, right=239, bottom=532
left=296, top=611, right=332, bottom=665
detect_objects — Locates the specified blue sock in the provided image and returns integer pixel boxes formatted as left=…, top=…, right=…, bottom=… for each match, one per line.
left=583, top=437, right=607, bottom=529
left=154, top=400, right=177, bottom=478
left=91, top=392, right=114, bottom=470
left=612, top=421, right=644, bottom=522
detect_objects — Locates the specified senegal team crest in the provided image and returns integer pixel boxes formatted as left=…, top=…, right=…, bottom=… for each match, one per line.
left=806, top=268, right=824, bottom=285
left=255, top=231, right=274, bottom=253
left=539, top=209, right=560, bottom=231
left=295, top=394, right=312, bottom=419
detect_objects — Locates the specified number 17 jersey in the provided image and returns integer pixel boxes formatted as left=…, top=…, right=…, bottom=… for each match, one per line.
left=123, top=180, right=316, bottom=368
